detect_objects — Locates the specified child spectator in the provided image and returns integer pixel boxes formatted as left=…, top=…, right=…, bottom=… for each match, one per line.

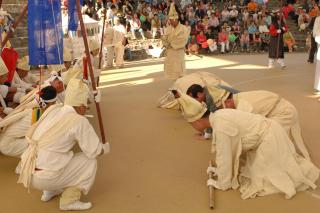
left=207, top=38, right=218, bottom=53
left=260, top=31, right=270, bottom=52
left=240, top=30, right=250, bottom=52
left=283, top=30, right=296, bottom=52
left=229, top=31, right=238, bottom=52
left=248, top=21, right=258, bottom=41
left=253, top=31, right=262, bottom=52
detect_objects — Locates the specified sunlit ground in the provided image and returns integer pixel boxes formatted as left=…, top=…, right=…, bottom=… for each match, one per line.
left=97, top=53, right=320, bottom=102
left=98, top=55, right=270, bottom=88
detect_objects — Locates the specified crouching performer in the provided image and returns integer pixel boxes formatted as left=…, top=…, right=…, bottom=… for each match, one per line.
left=17, top=79, right=109, bottom=210
left=178, top=93, right=319, bottom=199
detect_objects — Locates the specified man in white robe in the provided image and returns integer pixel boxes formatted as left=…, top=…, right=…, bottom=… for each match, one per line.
left=0, top=57, right=15, bottom=117
left=113, top=16, right=126, bottom=68
left=12, top=56, right=38, bottom=91
left=222, top=90, right=311, bottom=160
left=0, top=86, right=57, bottom=157
left=158, top=72, right=232, bottom=110
left=104, top=22, right=115, bottom=68
left=178, top=94, right=319, bottom=199
left=161, top=3, right=190, bottom=80
left=18, top=79, right=109, bottom=211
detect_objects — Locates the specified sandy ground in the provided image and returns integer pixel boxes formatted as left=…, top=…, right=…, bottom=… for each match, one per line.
left=1, top=53, right=320, bottom=213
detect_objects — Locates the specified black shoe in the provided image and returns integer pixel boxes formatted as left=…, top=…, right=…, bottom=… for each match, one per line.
left=307, top=60, right=314, bottom=64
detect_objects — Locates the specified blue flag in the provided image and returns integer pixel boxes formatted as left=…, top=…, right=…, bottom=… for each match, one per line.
left=68, top=0, right=84, bottom=31
left=28, top=0, right=63, bottom=65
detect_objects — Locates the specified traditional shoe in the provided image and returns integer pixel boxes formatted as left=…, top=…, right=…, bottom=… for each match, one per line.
left=281, top=65, right=286, bottom=70
left=268, top=64, right=274, bottom=69
left=60, top=201, right=92, bottom=211
left=41, top=190, right=63, bottom=202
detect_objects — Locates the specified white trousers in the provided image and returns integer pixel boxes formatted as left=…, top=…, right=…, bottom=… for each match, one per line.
left=209, top=44, right=217, bottom=52
left=114, top=45, right=125, bottom=67
left=32, top=153, right=97, bottom=195
left=106, top=46, right=114, bottom=67
left=220, top=41, right=229, bottom=53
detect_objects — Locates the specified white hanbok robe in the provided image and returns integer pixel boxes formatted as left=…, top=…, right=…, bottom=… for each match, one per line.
left=233, top=90, right=310, bottom=160
left=104, top=26, right=115, bottom=67
left=0, top=108, right=31, bottom=157
left=210, top=109, right=319, bottom=199
left=113, top=24, right=126, bottom=67
left=19, top=104, right=103, bottom=194
left=162, top=23, right=190, bottom=80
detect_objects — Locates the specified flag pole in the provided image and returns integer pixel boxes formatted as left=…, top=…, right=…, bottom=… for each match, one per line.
left=76, top=0, right=107, bottom=144
left=98, top=6, right=107, bottom=69
left=1, top=5, right=28, bottom=49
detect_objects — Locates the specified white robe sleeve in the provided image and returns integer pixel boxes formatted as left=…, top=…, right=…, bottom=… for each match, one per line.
left=215, top=131, right=233, bottom=190
left=75, top=117, right=103, bottom=159
left=236, top=100, right=254, bottom=113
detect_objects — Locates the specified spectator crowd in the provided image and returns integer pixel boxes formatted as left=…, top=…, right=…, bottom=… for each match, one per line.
left=75, top=0, right=318, bottom=57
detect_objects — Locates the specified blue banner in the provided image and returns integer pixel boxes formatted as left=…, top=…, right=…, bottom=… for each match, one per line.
left=28, top=0, right=63, bottom=65
left=68, top=0, right=83, bottom=31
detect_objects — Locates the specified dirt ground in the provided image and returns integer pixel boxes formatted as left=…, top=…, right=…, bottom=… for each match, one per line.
left=1, top=53, right=320, bottom=213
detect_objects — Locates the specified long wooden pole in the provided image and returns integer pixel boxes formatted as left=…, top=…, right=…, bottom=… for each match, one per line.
left=1, top=5, right=28, bottom=49
left=208, top=160, right=215, bottom=209
left=98, top=7, right=107, bottom=69
left=76, top=0, right=106, bottom=144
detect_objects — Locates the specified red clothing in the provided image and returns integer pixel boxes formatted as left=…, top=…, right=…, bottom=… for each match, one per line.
left=196, top=34, right=207, bottom=44
left=218, top=32, right=228, bottom=42
left=1, top=48, right=19, bottom=83
left=269, top=24, right=288, bottom=37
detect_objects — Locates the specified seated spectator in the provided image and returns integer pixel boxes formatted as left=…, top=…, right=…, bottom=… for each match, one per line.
left=229, top=31, right=238, bottom=52
left=283, top=31, right=296, bottom=52
left=253, top=31, right=262, bottom=52
left=242, top=8, right=250, bottom=28
left=309, top=4, right=319, bottom=18
left=151, top=14, right=162, bottom=38
left=196, top=30, right=207, bottom=48
left=229, top=6, right=238, bottom=22
left=247, top=0, right=258, bottom=13
left=222, top=22, right=232, bottom=33
left=248, top=21, right=258, bottom=41
left=298, top=11, right=310, bottom=31
left=207, top=38, right=218, bottom=53
left=202, top=15, right=210, bottom=32
left=218, top=28, right=229, bottom=53
left=232, top=22, right=241, bottom=37
left=205, top=28, right=216, bottom=39
left=240, top=30, right=250, bottom=52
left=258, top=20, right=269, bottom=33
left=209, top=13, right=220, bottom=32
left=130, top=13, right=145, bottom=39
left=188, top=35, right=199, bottom=54
left=221, top=7, right=230, bottom=23
left=196, top=20, right=205, bottom=33
left=260, top=31, right=270, bottom=52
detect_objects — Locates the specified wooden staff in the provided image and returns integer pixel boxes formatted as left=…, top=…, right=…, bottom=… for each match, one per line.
left=76, top=0, right=107, bottom=144
left=276, top=2, right=283, bottom=59
left=98, top=7, right=107, bottom=69
left=208, top=160, right=215, bottom=209
left=1, top=5, right=28, bottom=49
